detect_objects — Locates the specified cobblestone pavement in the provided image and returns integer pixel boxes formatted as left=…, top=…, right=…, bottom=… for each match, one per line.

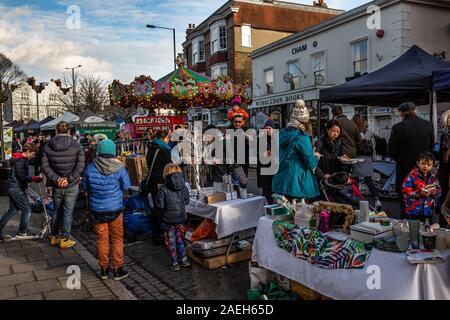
left=0, top=196, right=135, bottom=300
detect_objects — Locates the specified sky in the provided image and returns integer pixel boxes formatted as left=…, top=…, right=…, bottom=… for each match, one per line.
left=0, top=0, right=368, bottom=84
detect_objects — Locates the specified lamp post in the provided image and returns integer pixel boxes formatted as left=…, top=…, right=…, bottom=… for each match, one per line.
left=65, top=65, right=82, bottom=113
left=146, top=25, right=176, bottom=71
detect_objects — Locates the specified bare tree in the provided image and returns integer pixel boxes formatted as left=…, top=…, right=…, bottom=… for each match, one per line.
left=0, top=52, right=27, bottom=160
left=58, top=74, right=110, bottom=115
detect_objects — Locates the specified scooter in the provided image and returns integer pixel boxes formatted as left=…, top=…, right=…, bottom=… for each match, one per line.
left=3, top=183, right=52, bottom=242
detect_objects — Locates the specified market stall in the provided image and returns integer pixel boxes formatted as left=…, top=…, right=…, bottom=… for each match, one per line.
left=40, top=112, right=79, bottom=131
left=251, top=215, right=450, bottom=300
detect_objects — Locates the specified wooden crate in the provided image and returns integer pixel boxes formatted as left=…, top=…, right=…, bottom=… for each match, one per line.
left=290, top=280, right=332, bottom=300
left=186, top=247, right=252, bottom=270
left=126, top=157, right=147, bottom=186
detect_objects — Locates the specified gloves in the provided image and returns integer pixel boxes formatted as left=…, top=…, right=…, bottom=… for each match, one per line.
left=31, top=176, right=43, bottom=183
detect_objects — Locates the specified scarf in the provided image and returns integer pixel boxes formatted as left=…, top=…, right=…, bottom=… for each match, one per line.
left=286, top=119, right=306, bottom=131
left=153, top=139, right=172, bottom=153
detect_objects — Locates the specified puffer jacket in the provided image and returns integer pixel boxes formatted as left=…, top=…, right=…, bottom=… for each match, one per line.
left=156, top=172, right=190, bottom=225
left=82, top=157, right=131, bottom=223
left=272, top=127, right=319, bottom=199
left=402, top=167, right=441, bottom=217
left=41, top=134, right=85, bottom=188
left=7, top=153, right=32, bottom=191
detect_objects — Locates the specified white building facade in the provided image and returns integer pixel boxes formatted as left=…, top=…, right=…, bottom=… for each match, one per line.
left=250, top=0, right=450, bottom=140
left=12, top=79, right=68, bottom=121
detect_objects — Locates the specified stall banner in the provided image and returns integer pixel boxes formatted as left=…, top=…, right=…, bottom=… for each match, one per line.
left=134, top=116, right=186, bottom=134
left=3, top=127, right=13, bottom=160
left=76, top=123, right=119, bottom=140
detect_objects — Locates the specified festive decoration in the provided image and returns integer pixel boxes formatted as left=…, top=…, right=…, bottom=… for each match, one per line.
left=108, top=65, right=253, bottom=112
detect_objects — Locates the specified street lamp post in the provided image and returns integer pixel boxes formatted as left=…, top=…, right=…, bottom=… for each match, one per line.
left=65, top=65, right=82, bottom=113
left=146, top=25, right=176, bottom=71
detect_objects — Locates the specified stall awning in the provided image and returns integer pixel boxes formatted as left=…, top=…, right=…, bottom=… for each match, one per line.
left=320, top=45, right=450, bottom=106
left=14, top=120, right=37, bottom=133
left=40, top=112, right=79, bottom=131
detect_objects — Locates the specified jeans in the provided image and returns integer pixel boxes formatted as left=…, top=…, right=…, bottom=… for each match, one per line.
left=161, top=223, right=187, bottom=265
left=94, top=213, right=124, bottom=270
left=0, top=188, right=32, bottom=234
left=51, top=184, right=79, bottom=238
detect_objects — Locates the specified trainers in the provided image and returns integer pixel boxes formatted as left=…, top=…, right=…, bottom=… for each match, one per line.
left=59, top=237, right=76, bottom=249
left=100, top=267, right=110, bottom=280
left=49, top=235, right=61, bottom=246
left=113, top=267, right=129, bottom=281
left=170, top=264, right=180, bottom=272
left=16, top=230, right=36, bottom=239
left=179, top=258, right=191, bottom=268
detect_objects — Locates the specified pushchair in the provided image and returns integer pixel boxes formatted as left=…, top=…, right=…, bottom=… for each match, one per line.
left=319, top=172, right=364, bottom=210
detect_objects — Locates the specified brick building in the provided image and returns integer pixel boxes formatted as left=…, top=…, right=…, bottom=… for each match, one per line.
left=183, top=0, right=342, bottom=85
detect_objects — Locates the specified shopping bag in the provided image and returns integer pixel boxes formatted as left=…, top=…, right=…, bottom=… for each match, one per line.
left=190, top=218, right=217, bottom=241
left=249, top=261, right=269, bottom=289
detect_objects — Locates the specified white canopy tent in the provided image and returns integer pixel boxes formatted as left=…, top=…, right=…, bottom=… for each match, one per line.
left=40, top=112, right=79, bottom=131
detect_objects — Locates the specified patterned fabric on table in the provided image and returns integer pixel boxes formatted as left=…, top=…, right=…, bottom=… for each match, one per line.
left=272, top=220, right=372, bottom=269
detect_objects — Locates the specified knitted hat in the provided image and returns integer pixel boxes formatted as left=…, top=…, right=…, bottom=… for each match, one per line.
left=97, top=139, right=116, bottom=156
left=264, top=118, right=275, bottom=129
left=231, top=96, right=242, bottom=106
left=291, top=99, right=309, bottom=122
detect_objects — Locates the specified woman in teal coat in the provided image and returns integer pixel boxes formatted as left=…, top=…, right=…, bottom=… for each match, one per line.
left=272, top=100, right=320, bottom=199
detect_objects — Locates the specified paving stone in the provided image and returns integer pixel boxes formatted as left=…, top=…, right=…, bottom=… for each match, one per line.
left=0, top=248, right=7, bottom=257
left=0, top=265, right=11, bottom=277
left=7, top=246, right=42, bottom=257
left=47, top=256, right=85, bottom=268
left=0, top=272, right=35, bottom=287
left=0, top=285, right=17, bottom=299
left=34, top=267, right=70, bottom=281
left=44, top=288, right=91, bottom=300
left=16, top=279, right=61, bottom=296
left=0, top=256, right=28, bottom=267
left=87, top=295, right=117, bottom=300
left=12, top=261, right=50, bottom=274
left=27, top=251, right=62, bottom=262
left=10, top=293, right=44, bottom=300
left=21, top=240, right=46, bottom=248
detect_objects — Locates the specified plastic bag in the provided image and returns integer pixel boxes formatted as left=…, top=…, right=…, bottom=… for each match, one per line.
left=191, top=218, right=217, bottom=241
left=124, top=211, right=152, bottom=235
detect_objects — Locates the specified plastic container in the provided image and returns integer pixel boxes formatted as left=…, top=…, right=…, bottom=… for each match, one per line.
left=359, top=201, right=369, bottom=223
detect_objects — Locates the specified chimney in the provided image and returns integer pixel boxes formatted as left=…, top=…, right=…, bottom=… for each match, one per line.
left=54, top=79, right=62, bottom=88
left=27, top=77, right=36, bottom=89
left=186, top=23, right=196, bottom=36
left=313, top=0, right=328, bottom=7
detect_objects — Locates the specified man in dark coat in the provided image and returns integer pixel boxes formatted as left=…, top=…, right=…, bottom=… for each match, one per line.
left=41, top=121, right=85, bottom=249
left=332, top=106, right=361, bottom=159
left=388, top=102, right=434, bottom=218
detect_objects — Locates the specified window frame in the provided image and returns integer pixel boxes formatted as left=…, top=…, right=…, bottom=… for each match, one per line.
left=351, top=39, right=368, bottom=75
left=210, top=21, right=227, bottom=54
left=311, top=51, right=326, bottom=85
left=211, top=63, right=228, bottom=80
left=287, top=59, right=300, bottom=90
left=264, top=67, right=274, bottom=96
left=241, top=24, right=252, bottom=48
left=192, top=36, right=205, bottom=64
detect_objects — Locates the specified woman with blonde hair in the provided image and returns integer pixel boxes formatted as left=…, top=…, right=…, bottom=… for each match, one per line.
left=155, top=164, right=191, bottom=271
left=438, top=110, right=450, bottom=227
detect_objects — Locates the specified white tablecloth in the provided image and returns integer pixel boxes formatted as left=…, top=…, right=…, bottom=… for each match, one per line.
left=252, top=216, right=450, bottom=300
left=186, top=196, right=267, bottom=239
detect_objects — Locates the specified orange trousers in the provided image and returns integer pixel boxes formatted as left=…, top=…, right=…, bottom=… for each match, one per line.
left=94, top=214, right=124, bottom=270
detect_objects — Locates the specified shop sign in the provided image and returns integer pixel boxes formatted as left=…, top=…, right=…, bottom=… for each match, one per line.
left=134, top=116, right=186, bottom=134
left=292, top=44, right=308, bottom=55
left=253, top=90, right=318, bottom=108
left=372, top=107, right=393, bottom=115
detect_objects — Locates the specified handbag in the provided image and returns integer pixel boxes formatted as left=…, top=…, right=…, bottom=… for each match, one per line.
left=140, top=148, right=160, bottom=199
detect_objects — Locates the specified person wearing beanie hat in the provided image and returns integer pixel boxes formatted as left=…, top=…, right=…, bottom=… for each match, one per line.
left=82, top=139, right=131, bottom=281
left=227, top=95, right=249, bottom=124
left=264, top=118, right=276, bottom=129
left=272, top=99, right=320, bottom=200
left=287, top=99, right=310, bottom=131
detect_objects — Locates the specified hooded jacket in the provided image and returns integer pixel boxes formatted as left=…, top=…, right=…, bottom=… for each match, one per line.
left=155, top=172, right=190, bottom=225
left=82, top=157, right=131, bottom=223
left=7, top=153, right=32, bottom=191
left=41, top=134, right=85, bottom=188
left=272, top=127, right=319, bottom=199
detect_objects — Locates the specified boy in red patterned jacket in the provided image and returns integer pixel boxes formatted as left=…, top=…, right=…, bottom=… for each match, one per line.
left=402, top=152, right=441, bottom=220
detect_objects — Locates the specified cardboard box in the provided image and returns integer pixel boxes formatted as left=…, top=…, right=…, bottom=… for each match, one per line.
left=205, top=192, right=227, bottom=204
left=350, top=223, right=394, bottom=243
left=265, top=204, right=290, bottom=216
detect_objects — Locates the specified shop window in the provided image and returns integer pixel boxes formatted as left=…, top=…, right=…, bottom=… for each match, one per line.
left=270, top=110, right=282, bottom=129
left=312, top=53, right=326, bottom=86
left=265, top=68, right=274, bottom=95
left=241, top=25, right=252, bottom=48
left=352, top=40, right=368, bottom=75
